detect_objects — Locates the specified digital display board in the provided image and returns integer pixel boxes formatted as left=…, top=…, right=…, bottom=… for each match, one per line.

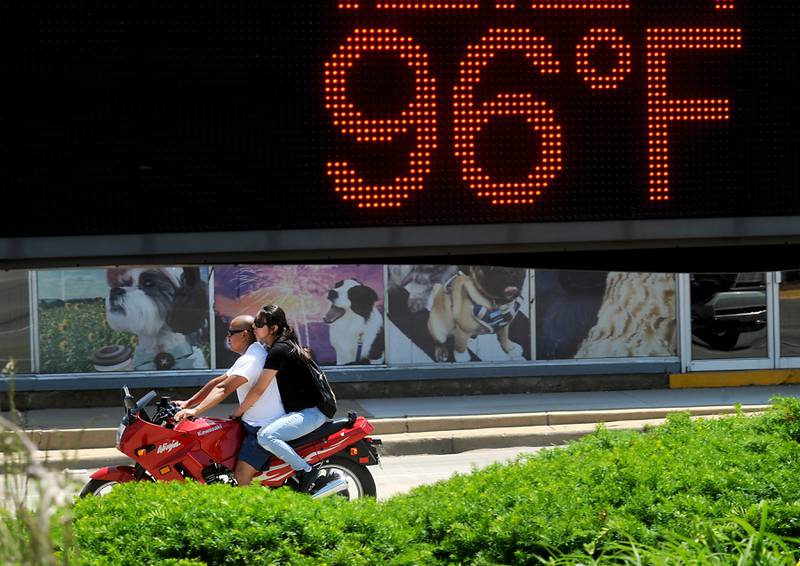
left=0, top=3, right=797, bottom=264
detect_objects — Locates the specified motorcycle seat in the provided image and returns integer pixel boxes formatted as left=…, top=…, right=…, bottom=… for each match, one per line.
left=257, top=412, right=360, bottom=470
left=287, top=413, right=356, bottom=449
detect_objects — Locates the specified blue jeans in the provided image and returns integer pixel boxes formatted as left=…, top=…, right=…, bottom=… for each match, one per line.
left=256, top=407, right=327, bottom=472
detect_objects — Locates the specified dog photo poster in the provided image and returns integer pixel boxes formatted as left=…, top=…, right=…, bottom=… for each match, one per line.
left=37, top=267, right=211, bottom=373
left=536, top=270, right=677, bottom=359
left=213, top=265, right=385, bottom=368
left=387, top=265, right=531, bottom=364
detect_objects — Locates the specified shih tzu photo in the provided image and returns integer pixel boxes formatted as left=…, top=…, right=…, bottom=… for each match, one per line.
left=102, top=267, right=209, bottom=371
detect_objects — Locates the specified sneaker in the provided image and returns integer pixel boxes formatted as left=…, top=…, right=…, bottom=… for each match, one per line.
left=295, top=468, right=321, bottom=493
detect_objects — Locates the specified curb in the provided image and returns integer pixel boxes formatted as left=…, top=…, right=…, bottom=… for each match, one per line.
left=7, top=404, right=767, bottom=451
left=378, top=418, right=666, bottom=456
left=14, top=420, right=641, bottom=471
left=6, top=410, right=762, bottom=471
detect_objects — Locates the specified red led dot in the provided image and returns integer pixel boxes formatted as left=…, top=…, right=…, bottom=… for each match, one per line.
left=325, top=29, right=438, bottom=208
left=576, top=29, right=632, bottom=90
left=376, top=2, right=479, bottom=7
left=530, top=2, right=630, bottom=8
left=454, top=29, right=563, bottom=206
left=646, top=27, right=741, bottom=204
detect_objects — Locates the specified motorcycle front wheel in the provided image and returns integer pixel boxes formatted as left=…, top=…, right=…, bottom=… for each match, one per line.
left=317, top=456, right=377, bottom=499
left=79, top=479, right=120, bottom=497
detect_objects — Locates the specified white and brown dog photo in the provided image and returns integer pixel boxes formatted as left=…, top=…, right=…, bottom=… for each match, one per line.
left=103, top=267, right=209, bottom=371
left=323, top=278, right=384, bottom=365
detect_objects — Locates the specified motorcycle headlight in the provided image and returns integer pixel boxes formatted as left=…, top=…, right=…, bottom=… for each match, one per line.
left=115, top=422, right=127, bottom=449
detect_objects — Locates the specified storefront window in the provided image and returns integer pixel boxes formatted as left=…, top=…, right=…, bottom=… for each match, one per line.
left=386, top=266, right=531, bottom=364
left=690, top=272, right=767, bottom=360
left=37, top=267, right=210, bottom=374
left=536, top=270, right=677, bottom=359
left=779, top=270, right=800, bottom=358
left=214, top=265, right=385, bottom=368
left=0, top=270, right=32, bottom=373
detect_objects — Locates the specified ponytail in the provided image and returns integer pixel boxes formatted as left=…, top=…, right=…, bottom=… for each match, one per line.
left=257, top=304, right=312, bottom=361
left=282, top=325, right=312, bottom=362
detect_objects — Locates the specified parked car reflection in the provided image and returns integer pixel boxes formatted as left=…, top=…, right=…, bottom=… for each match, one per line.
left=691, top=273, right=767, bottom=351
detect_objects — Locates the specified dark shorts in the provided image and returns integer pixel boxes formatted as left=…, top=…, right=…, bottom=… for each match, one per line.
left=237, top=422, right=272, bottom=471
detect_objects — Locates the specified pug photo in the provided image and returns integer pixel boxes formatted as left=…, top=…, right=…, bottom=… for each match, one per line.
left=387, top=264, right=531, bottom=363
left=428, top=266, right=528, bottom=363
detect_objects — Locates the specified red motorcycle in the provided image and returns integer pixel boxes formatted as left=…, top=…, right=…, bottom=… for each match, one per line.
left=80, top=386, right=381, bottom=499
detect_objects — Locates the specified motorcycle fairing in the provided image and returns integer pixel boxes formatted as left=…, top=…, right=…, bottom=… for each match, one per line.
left=89, top=465, right=138, bottom=483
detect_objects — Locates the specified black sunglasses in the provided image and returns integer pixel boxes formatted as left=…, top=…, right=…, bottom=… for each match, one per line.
left=253, top=319, right=268, bottom=328
left=226, top=328, right=246, bottom=337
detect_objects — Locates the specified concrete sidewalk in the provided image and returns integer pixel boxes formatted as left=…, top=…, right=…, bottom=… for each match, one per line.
left=3, top=384, right=799, bottom=469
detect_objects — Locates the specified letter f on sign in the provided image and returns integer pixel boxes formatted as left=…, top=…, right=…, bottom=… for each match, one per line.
left=645, top=27, right=742, bottom=202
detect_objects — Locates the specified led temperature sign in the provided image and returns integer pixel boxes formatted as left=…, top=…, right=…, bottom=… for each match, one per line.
left=323, top=2, right=746, bottom=209
left=0, top=2, right=796, bottom=240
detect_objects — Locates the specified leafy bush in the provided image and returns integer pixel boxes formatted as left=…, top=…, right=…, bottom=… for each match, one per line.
left=758, top=394, right=800, bottom=442
left=547, top=503, right=800, bottom=566
left=72, top=399, right=800, bottom=565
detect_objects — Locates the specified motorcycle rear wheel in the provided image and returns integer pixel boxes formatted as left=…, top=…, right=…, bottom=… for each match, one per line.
left=318, top=456, right=376, bottom=499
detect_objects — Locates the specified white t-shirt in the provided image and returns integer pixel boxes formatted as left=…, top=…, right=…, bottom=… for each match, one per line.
left=228, top=342, right=285, bottom=427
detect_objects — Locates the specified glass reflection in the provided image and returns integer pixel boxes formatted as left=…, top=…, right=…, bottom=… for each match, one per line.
left=690, top=272, right=767, bottom=360
left=0, top=270, right=32, bottom=373
left=779, top=270, right=800, bottom=358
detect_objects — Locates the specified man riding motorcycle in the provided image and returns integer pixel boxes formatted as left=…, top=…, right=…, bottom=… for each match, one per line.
left=174, top=314, right=284, bottom=486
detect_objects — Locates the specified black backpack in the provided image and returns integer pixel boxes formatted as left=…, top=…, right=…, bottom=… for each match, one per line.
left=305, top=356, right=337, bottom=419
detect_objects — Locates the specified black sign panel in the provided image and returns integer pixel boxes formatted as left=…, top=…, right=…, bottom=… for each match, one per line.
left=1, top=2, right=796, bottom=243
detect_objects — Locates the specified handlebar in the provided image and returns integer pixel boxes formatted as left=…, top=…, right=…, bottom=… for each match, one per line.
left=120, top=386, right=191, bottom=426
left=121, top=386, right=185, bottom=428
left=134, top=390, right=158, bottom=414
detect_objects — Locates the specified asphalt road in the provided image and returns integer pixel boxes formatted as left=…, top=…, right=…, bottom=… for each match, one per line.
left=370, top=446, right=543, bottom=500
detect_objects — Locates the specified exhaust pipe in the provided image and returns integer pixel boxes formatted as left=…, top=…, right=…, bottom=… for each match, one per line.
left=311, top=476, right=348, bottom=499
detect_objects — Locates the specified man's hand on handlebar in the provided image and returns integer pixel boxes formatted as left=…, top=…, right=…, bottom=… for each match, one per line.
left=174, top=408, right=198, bottom=422
left=175, top=400, right=190, bottom=409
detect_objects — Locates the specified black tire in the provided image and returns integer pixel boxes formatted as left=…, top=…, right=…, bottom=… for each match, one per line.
left=318, top=456, right=377, bottom=499
left=703, top=330, right=741, bottom=351
left=79, top=479, right=119, bottom=497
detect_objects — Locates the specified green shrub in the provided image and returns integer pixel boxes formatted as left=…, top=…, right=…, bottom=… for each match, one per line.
left=548, top=502, right=800, bottom=565
left=72, top=399, right=800, bottom=565
left=759, top=394, right=800, bottom=442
